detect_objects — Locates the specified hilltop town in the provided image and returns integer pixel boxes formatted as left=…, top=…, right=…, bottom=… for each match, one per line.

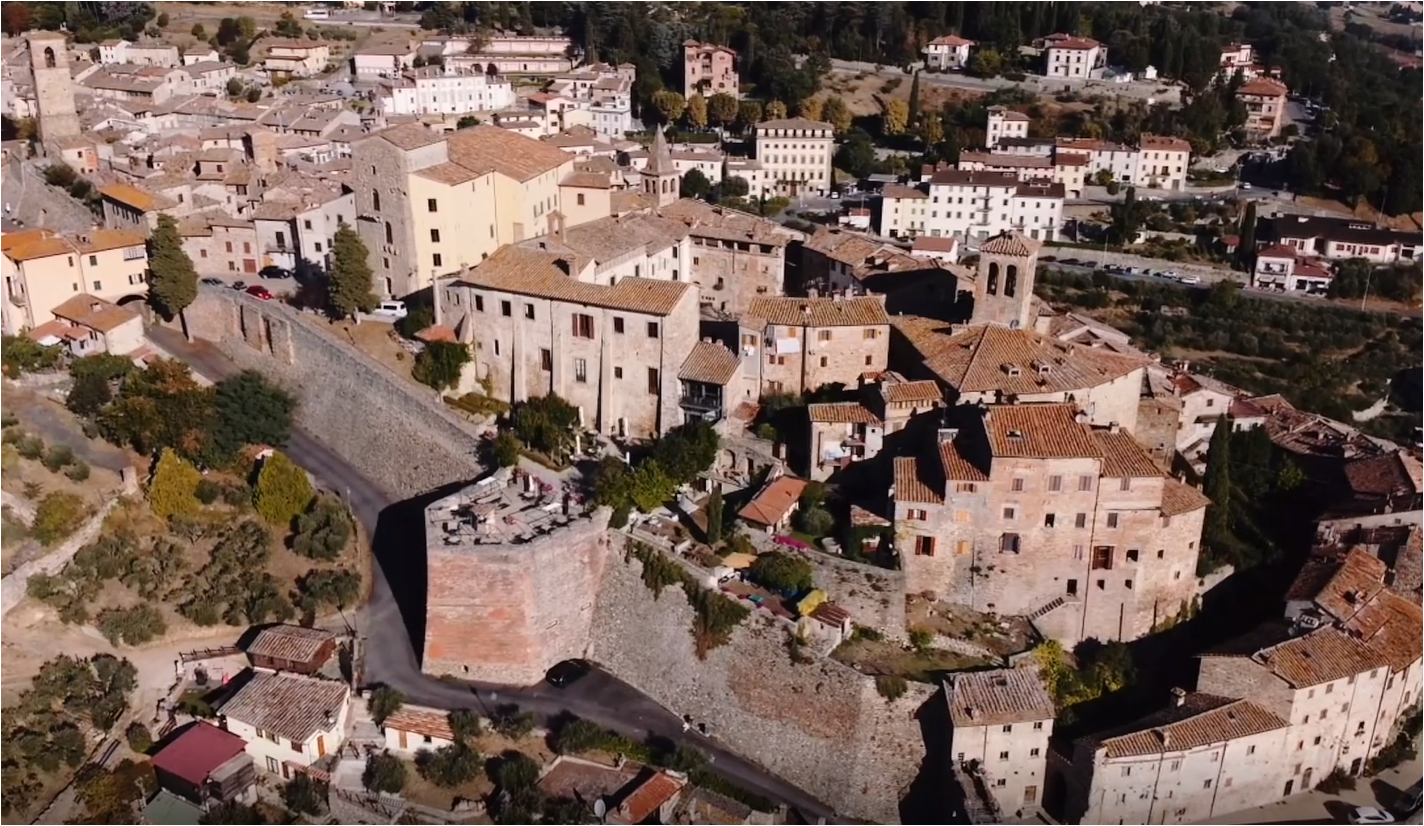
left=1, top=2, right=1421, bottom=825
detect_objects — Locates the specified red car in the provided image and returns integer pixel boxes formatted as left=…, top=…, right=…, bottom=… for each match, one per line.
left=245, top=284, right=274, bottom=301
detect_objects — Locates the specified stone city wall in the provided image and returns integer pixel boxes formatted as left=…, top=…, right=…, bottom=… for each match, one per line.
left=587, top=536, right=935, bottom=824
left=804, top=551, right=907, bottom=638
left=182, top=289, right=484, bottom=498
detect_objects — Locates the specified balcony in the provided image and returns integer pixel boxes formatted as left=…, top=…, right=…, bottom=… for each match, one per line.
left=679, top=393, right=722, bottom=414
left=7, top=292, right=26, bottom=306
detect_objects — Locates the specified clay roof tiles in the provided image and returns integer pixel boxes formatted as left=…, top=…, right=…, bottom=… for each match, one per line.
left=414, top=161, right=487, bottom=186
left=382, top=707, right=455, bottom=741
left=678, top=341, right=740, bottom=386
left=245, top=625, right=336, bottom=665
left=1096, top=695, right=1288, bottom=759
left=1094, top=429, right=1163, bottom=478
left=978, top=230, right=1041, bottom=257
left=2, top=229, right=75, bottom=261
left=618, top=771, right=686, bottom=824
left=738, top=476, right=808, bottom=526
left=217, top=672, right=349, bottom=743
left=894, top=456, right=944, bottom=504
left=1160, top=478, right=1211, bottom=516
left=50, top=295, right=139, bottom=333
left=455, top=246, right=691, bottom=317
left=807, top=402, right=881, bottom=425
left=746, top=295, right=889, bottom=328
left=946, top=667, right=1055, bottom=727
left=883, top=380, right=943, bottom=405
left=984, top=403, right=1101, bottom=459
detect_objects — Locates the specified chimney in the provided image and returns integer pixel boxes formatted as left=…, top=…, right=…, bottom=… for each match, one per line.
left=1170, top=687, right=1187, bottom=707
left=1108, top=421, right=1120, bottom=434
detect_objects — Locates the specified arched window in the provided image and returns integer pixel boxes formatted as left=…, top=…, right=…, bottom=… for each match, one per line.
left=372, top=190, right=381, bottom=212
left=43, top=47, right=56, bottom=69
left=384, top=222, right=393, bottom=244
left=1005, top=265, right=1018, bottom=297
left=987, top=262, right=999, bottom=295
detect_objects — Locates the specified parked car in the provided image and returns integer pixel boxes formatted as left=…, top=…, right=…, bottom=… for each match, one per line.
left=545, top=659, right=592, bottom=688
left=1176, top=275, right=1202, bottom=285
left=1239, top=182, right=1253, bottom=190
left=245, top=284, right=274, bottom=300
left=231, top=280, right=247, bottom=291
left=200, top=277, right=224, bottom=287
left=259, top=265, right=293, bottom=280
left=1347, top=806, right=1396, bottom=825
left=367, top=300, right=409, bottom=321
left=1059, top=257, right=1082, bottom=266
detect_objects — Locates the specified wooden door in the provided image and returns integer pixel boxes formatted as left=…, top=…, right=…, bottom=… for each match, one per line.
left=317, top=735, right=326, bottom=757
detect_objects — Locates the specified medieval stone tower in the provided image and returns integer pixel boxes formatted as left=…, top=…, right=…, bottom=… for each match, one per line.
left=971, top=230, right=1040, bottom=329
left=27, top=31, right=81, bottom=141
left=641, top=126, right=682, bottom=208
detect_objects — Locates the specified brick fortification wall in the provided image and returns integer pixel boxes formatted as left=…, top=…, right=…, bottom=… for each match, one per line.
left=182, top=290, right=484, bottom=497
left=587, top=538, right=934, bottom=824
left=425, top=509, right=613, bottom=685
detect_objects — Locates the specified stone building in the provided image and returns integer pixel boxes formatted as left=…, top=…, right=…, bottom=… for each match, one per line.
left=1042, top=34, right=1106, bottom=79
left=27, top=31, right=81, bottom=141
left=682, top=40, right=738, bottom=99
left=923, top=34, right=975, bottom=72
left=423, top=474, right=613, bottom=685
left=1, top=229, right=149, bottom=333
left=641, top=127, right=682, bottom=208
left=743, top=295, right=891, bottom=396
left=947, top=667, right=1056, bottom=818
left=1197, top=547, right=1423, bottom=787
left=754, top=118, right=835, bottom=197
left=353, top=123, right=579, bottom=299
left=1237, top=78, right=1289, bottom=141
left=891, top=403, right=1211, bottom=644
left=1065, top=692, right=1291, bottom=824
left=877, top=171, right=1064, bottom=242
left=807, top=371, right=943, bottom=481
left=678, top=339, right=754, bottom=426
left=439, top=244, right=699, bottom=439
left=986, top=106, right=1030, bottom=148
left=656, top=198, right=802, bottom=316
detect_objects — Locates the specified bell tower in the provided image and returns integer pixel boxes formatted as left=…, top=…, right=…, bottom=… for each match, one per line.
left=641, top=126, right=682, bottom=208
left=971, top=230, right=1040, bottom=329
left=27, top=31, right=81, bottom=141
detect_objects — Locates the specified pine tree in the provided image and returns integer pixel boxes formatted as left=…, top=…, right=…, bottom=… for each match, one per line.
left=706, top=484, right=724, bottom=544
left=327, top=222, right=377, bottom=319
left=147, top=214, right=198, bottom=321
left=147, top=449, right=202, bottom=520
left=1236, top=200, right=1257, bottom=269
left=1202, top=414, right=1234, bottom=552
left=255, top=451, right=315, bottom=528
left=907, top=70, right=921, bottom=126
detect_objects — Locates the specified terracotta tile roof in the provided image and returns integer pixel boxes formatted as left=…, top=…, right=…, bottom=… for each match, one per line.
left=928, top=169, right=1021, bottom=188
left=415, top=324, right=457, bottom=344
left=369, top=122, right=444, bottom=151
left=811, top=602, right=852, bottom=627
left=1094, top=429, right=1162, bottom=478
left=449, top=125, right=572, bottom=182
left=1141, top=134, right=1192, bottom=153
left=894, top=456, right=944, bottom=504
left=245, top=625, right=336, bottom=665
left=678, top=341, right=740, bottom=385
left=983, top=403, right=1100, bottom=459
left=808, top=402, right=881, bottom=424
left=883, top=183, right=928, bottom=199
left=1160, top=478, right=1211, bottom=516
left=27, top=319, right=86, bottom=343
left=929, top=34, right=975, bottom=46
left=100, top=182, right=174, bottom=211
left=51, top=294, right=140, bottom=333
left=658, top=199, right=798, bottom=246
left=414, top=161, right=487, bottom=186
left=960, top=151, right=1053, bottom=169
left=746, top=296, right=889, bottom=328
left=738, top=476, right=808, bottom=526
left=757, top=117, right=834, bottom=131
left=2, top=229, right=75, bottom=261
left=940, top=439, right=990, bottom=482
left=218, top=672, right=349, bottom=743
left=560, top=170, right=613, bottom=189
left=611, top=190, right=652, bottom=214
left=455, top=246, right=691, bottom=317
left=383, top=706, right=455, bottom=741
left=527, top=213, right=688, bottom=265
left=946, top=667, right=1054, bottom=727
left=1238, top=78, right=1288, bottom=97
left=1348, top=589, right=1422, bottom=673
left=911, top=236, right=959, bottom=252
left=891, top=318, right=1148, bottom=397
left=538, top=756, right=640, bottom=802
left=1253, top=627, right=1387, bottom=688
left=883, top=380, right=942, bottom=405
left=1094, top=695, right=1287, bottom=759
left=1046, top=35, right=1102, bottom=51
left=151, top=723, right=249, bottom=788
left=987, top=106, right=1031, bottom=121
left=617, top=770, right=686, bottom=824
left=1344, top=452, right=1422, bottom=498
left=979, top=230, right=1041, bottom=257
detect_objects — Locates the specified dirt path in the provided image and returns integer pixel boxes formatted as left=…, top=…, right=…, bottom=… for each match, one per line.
left=4, top=386, right=134, bottom=473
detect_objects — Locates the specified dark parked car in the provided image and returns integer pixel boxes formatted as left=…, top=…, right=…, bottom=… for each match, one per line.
left=231, top=280, right=246, bottom=291
left=200, top=277, right=224, bottom=287
left=545, top=659, right=592, bottom=688
left=260, top=265, right=293, bottom=279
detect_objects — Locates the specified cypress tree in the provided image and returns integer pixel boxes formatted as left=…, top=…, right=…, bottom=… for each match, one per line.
left=328, top=221, right=377, bottom=319
left=1236, top=200, right=1257, bottom=269
left=1202, top=414, right=1234, bottom=553
left=907, top=70, right=921, bottom=127
left=147, top=214, right=198, bottom=320
left=706, top=484, right=724, bottom=544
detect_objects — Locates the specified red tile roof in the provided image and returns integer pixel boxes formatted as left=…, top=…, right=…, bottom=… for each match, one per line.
left=738, top=476, right=808, bottom=526
left=618, top=771, right=686, bottom=824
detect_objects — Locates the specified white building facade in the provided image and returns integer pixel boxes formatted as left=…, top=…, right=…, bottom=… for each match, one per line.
left=754, top=117, right=835, bottom=197
left=379, top=66, right=516, bottom=116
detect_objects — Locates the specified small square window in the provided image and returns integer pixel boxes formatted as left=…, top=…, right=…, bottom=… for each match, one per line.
left=1044, top=513, right=1056, bottom=528
left=999, top=751, right=1010, bottom=760
left=1001, top=724, right=1012, bottom=733
left=1002, top=507, right=1015, bottom=520
left=647, top=321, right=659, bottom=338
left=1106, top=513, right=1120, bottom=529
left=427, top=198, right=438, bottom=212
left=1075, top=513, right=1087, bottom=529
left=614, top=366, right=623, bottom=379
left=500, top=301, right=512, bottom=317
left=524, top=304, right=535, bottom=320
left=1011, top=478, right=1025, bottom=492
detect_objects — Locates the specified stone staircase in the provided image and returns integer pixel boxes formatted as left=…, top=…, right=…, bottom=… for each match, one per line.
left=1026, top=593, right=1079, bottom=622
left=346, top=692, right=384, bottom=751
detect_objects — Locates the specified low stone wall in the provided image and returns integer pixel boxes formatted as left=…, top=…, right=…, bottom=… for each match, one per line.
left=0, top=499, right=120, bottom=617
left=805, top=551, right=906, bottom=638
left=181, top=290, right=483, bottom=498
left=587, top=537, right=935, bottom=824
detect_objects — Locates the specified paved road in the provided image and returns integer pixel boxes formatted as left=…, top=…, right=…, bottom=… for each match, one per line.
left=146, top=326, right=835, bottom=821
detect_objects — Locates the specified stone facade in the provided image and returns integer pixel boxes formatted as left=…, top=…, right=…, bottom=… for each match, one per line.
left=182, top=289, right=484, bottom=497
left=27, top=32, right=81, bottom=141
left=586, top=539, right=935, bottom=824
left=425, top=508, right=613, bottom=685
left=746, top=296, right=891, bottom=396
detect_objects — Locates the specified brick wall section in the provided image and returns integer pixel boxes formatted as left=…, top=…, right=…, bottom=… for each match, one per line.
left=804, top=552, right=907, bottom=638
left=690, top=236, right=785, bottom=316
left=425, top=509, right=612, bottom=684
left=182, top=289, right=484, bottom=497
left=758, top=323, right=890, bottom=396
left=587, top=536, right=934, bottom=824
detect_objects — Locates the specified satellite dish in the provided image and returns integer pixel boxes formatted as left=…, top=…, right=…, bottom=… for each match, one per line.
left=593, top=799, right=607, bottom=820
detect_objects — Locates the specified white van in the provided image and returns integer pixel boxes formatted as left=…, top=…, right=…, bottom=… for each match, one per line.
left=304, top=8, right=330, bottom=20
left=368, top=300, right=408, bottom=321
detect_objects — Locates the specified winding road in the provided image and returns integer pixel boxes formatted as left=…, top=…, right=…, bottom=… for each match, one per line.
left=147, top=327, right=835, bottom=821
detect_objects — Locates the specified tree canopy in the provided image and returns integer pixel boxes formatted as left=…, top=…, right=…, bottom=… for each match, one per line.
left=328, top=222, right=377, bottom=319
left=147, top=214, right=198, bottom=320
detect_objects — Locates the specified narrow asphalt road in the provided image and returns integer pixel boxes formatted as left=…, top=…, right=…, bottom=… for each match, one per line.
left=146, top=326, right=835, bottom=821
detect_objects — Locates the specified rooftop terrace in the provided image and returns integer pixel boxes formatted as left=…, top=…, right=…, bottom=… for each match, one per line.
left=425, top=467, right=587, bottom=549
